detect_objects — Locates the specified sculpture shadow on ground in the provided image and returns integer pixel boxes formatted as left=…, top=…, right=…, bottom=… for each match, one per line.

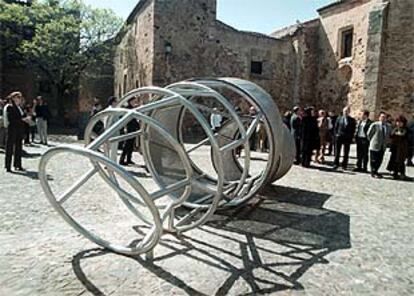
left=71, top=185, right=351, bottom=296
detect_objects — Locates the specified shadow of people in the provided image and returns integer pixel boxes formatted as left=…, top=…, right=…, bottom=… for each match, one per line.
left=11, top=169, right=53, bottom=180
left=71, top=185, right=351, bottom=295
left=314, top=165, right=357, bottom=175
left=22, top=152, right=43, bottom=159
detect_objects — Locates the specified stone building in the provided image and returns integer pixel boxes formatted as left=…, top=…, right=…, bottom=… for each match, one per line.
left=114, top=0, right=414, bottom=118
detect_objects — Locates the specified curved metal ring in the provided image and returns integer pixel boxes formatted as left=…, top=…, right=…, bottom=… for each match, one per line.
left=38, top=145, right=162, bottom=255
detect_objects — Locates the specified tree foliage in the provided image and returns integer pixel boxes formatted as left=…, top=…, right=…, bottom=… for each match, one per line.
left=0, top=0, right=123, bottom=102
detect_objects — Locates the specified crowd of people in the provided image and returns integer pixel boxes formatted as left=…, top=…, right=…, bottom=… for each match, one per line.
left=0, top=91, right=51, bottom=173
left=2, top=90, right=413, bottom=181
left=284, top=105, right=414, bottom=180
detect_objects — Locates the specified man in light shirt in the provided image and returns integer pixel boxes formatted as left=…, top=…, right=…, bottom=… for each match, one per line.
left=367, top=111, right=391, bottom=178
left=354, top=110, right=372, bottom=172
left=210, top=107, right=222, bottom=133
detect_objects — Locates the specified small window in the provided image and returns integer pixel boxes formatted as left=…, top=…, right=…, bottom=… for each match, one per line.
left=251, top=61, right=263, bottom=75
left=341, top=28, right=353, bottom=59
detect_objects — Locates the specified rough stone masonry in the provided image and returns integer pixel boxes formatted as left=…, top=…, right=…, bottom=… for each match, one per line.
left=109, top=0, right=414, bottom=118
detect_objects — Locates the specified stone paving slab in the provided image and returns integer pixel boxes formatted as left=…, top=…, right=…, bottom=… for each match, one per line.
left=0, top=140, right=413, bottom=296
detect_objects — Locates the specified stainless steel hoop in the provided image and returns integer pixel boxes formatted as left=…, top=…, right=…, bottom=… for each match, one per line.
left=39, top=78, right=295, bottom=256
left=39, top=145, right=163, bottom=255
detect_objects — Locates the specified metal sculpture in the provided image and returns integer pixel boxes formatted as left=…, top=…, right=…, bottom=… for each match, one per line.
left=39, top=78, right=295, bottom=255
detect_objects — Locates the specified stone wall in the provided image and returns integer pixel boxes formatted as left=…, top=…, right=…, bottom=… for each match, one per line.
left=316, top=0, right=380, bottom=115
left=78, top=63, right=114, bottom=113
left=378, top=0, right=414, bottom=118
left=113, top=0, right=414, bottom=119
left=152, top=0, right=296, bottom=111
left=282, top=20, right=321, bottom=108
left=114, top=0, right=155, bottom=98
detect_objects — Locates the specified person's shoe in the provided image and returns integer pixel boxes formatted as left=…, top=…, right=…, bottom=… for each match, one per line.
left=362, top=168, right=368, bottom=173
left=353, top=167, right=362, bottom=172
left=393, top=174, right=400, bottom=180
left=400, top=174, right=409, bottom=181
left=15, top=167, right=25, bottom=171
left=376, top=173, right=383, bottom=179
left=6, top=168, right=12, bottom=173
left=119, top=160, right=128, bottom=166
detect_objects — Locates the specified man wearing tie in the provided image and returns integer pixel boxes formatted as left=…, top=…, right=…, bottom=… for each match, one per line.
left=367, top=112, right=391, bottom=178
left=354, top=110, right=372, bottom=172
left=333, top=106, right=356, bottom=170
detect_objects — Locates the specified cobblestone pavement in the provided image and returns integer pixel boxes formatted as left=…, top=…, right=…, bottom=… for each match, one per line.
left=0, top=138, right=413, bottom=296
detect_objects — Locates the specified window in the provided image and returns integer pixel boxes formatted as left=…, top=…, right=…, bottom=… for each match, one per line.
left=250, top=61, right=263, bottom=75
left=340, top=28, right=354, bottom=59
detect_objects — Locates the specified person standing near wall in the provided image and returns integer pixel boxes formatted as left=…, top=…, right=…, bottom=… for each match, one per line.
left=248, top=106, right=258, bottom=151
left=316, top=109, right=331, bottom=163
left=290, top=106, right=302, bottom=165
left=386, top=115, right=410, bottom=180
left=354, top=110, right=372, bottom=172
left=34, top=96, right=51, bottom=145
left=4, top=92, right=30, bottom=172
left=90, top=97, right=103, bottom=117
left=0, top=98, right=7, bottom=150
left=300, top=107, right=319, bottom=168
left=283, top=111, right=292, bottom=130
left=120, top=97, right=139, bottom=166
left=367, top=112, right=391, bottom=179
left=24, top=103, right=36, bottom=145
left=210, top=107, right=222, bottom=133
left=333, top=106, right=356, bottom=170
left=327, top=111, right=338, bottom=156
left=407, top=114, right=414, bottom=167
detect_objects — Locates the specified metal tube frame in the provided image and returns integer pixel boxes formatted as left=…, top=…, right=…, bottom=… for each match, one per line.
left=39, top=78, right=294, bottom=256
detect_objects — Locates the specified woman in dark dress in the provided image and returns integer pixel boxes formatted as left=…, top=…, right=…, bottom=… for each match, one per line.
left=387, top=115, right=409, bottom=179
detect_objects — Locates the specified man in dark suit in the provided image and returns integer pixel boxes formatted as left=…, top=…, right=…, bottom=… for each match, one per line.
left=290, top=106, right=302, bottom=165
left=333, top=106, right=356, bottom=170
left=120, top=97, right=140, bottom=166
left=4, top=92, right=29, bottom=172
left=354, top=110, right=372, bottom=172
